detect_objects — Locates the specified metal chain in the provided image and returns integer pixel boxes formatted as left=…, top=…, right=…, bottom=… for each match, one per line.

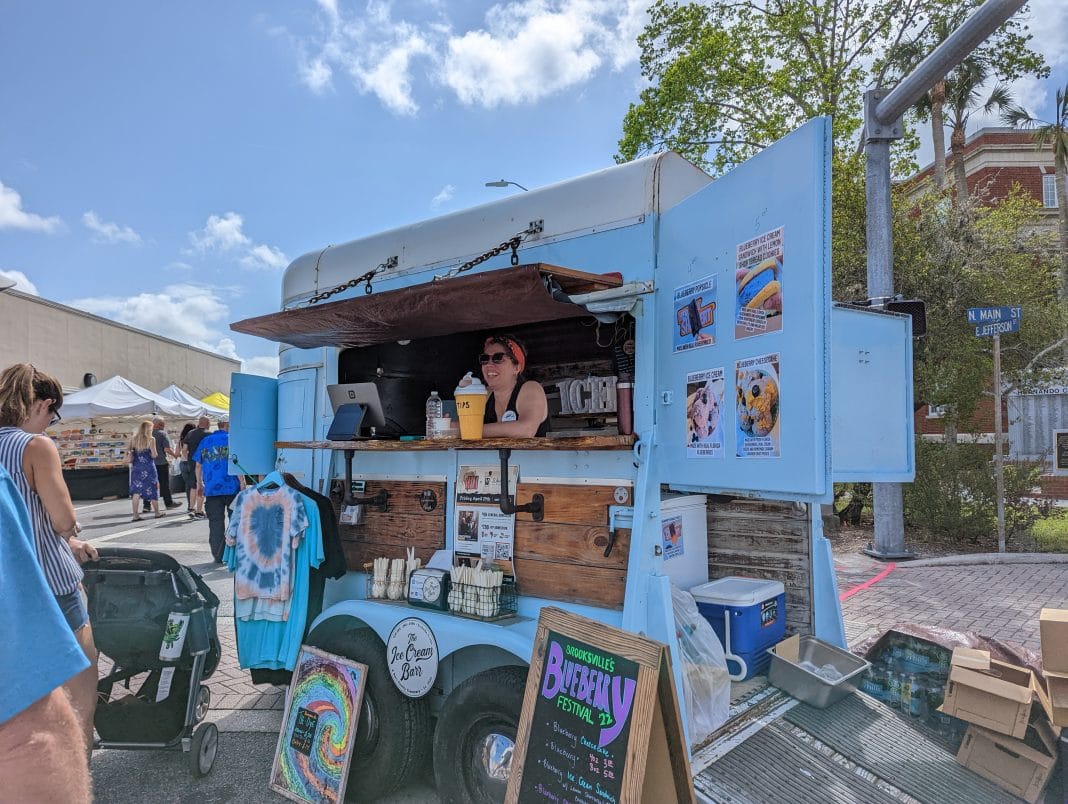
left=310, top=221, right=541, bottom=301
left=308, top=256, right=398, bottom=304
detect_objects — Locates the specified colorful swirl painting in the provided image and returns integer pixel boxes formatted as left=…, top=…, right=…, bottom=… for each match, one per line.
left=270, top=646, right=368, bottom=804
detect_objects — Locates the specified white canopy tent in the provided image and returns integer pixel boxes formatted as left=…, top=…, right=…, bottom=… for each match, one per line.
left=60, top=376, right=201, bottom=419
left=158, top=384, right=228, bottom=417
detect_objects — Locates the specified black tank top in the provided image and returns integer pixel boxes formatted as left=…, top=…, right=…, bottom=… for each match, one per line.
left=484, top=381, right=549, bottom=437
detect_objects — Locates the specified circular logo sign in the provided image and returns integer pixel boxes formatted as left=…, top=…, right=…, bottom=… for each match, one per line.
left=418, top=489, right=437, bottom=512
left=386, top=618, right=439, bottom=698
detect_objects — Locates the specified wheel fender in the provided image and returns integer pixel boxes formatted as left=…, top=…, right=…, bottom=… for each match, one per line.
left=309, top=600, right=536, bottom=663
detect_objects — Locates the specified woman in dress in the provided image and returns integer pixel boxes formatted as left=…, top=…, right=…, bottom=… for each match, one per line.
left=0, top=362, right=99, bottom=756
left=127, top=419, right=161, bottom=520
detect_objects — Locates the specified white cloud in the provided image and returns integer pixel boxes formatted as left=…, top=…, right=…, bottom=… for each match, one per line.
left=0, top=180, right=62, bottom=233
left=430, top=184, right=454, bottom=208
left=242, top=354, right=280, bottom=378
left=295, top=0, right=650, bottom=113
left=63, top=284, right=278, bottom=376
left=188, top=212, right=288, bottom=271
left=82, top=210, right=142, bottom=245
left=0, top=269, right=39, bottom=295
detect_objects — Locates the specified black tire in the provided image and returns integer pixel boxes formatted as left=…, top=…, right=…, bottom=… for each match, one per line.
left=188, top=722, right=218, bottom=778
left=316, top=628, right=432, bottom=801
left=433, top=665, right=527, bottom=804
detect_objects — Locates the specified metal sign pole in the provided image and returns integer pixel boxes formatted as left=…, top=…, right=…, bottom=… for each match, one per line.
left=994, top=333, right=1006, bottom=552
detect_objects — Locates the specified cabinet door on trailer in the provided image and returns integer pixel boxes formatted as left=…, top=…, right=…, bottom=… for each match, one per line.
left=228, top=373, right=279, bottom=476
left=831, top=305, right=915, bottom=482
left=655, top=117, right=832, bottom=503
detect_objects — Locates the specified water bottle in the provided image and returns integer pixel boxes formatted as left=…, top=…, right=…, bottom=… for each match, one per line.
left=425, top=391, right=443, bottom=439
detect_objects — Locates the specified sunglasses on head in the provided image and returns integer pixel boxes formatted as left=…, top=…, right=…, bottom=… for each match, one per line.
left=479, top=352, right=511, bottom=365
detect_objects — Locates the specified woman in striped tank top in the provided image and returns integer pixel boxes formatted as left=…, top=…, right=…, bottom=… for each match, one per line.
left=0, top=364, right=99, bottom=754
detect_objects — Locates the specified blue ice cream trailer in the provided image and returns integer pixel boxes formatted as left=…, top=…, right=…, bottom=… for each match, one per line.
left=229, top=118, right=914, bottom=801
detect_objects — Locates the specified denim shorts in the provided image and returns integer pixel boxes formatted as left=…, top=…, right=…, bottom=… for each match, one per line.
left=55, top=588, right=90, bottom=632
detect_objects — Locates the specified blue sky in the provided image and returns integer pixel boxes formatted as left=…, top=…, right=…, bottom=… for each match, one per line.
left=1, top=1, right=1066, bottom=378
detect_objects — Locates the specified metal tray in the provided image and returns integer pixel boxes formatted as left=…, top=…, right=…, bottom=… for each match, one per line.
left=767, top=635, right=870, bottom=709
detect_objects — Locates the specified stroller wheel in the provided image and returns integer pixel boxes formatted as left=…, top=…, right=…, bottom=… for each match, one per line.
left=194, top=685, right=211, bottom=722
left=188, top=722, right=218, bottom=777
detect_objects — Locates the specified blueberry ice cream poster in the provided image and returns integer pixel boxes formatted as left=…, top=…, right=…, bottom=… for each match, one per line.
left=519, top=631, right=638, bottom=803
left=735, top=227, right=783, bottom=339
left=685, top=368, right=725, bottom=459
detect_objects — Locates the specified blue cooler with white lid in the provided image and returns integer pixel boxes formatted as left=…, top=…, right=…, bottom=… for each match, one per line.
left=690, top=576, right=786, bottom=680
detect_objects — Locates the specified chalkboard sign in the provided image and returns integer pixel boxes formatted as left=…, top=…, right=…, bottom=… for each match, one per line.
left=506, top=607, right=694, bottom=804
left=1056, top=430, right=1068, bottom=476
left=270, top=646, right=368, bottom=804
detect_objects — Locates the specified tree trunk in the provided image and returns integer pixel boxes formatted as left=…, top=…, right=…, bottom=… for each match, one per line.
left=1057, top=155, right=1068, bottom=364
left=931, top=81, right=947, bottom=190
left=951, top=125, right=969, bottom=203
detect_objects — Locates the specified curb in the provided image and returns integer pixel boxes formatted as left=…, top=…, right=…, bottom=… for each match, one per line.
left=902, top=552, right=1068, bottom=568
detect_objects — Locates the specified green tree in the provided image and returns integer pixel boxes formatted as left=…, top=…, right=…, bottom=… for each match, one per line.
left=616, top=0, right=930, bottom=173
left=1004, top=84, right=1068, bottom=363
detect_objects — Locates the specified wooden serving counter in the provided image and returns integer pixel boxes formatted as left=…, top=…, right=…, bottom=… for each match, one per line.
left=274, top=434, right=635, bottom=451
left=279, top=433, right=636, bottom=610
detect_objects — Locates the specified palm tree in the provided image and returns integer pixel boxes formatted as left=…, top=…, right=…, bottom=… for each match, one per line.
left=944, top=57, right=1022, bottom=203
left=1004, top=84, right=1068, bottom=361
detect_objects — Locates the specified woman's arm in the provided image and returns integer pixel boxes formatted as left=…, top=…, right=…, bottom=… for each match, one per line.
left=481, top=381, right=548, bottom=438
left=23, top=437, right=97, bottom=563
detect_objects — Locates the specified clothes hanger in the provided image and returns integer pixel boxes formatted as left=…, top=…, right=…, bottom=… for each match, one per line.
left=256, top=470, right=284, bottom=490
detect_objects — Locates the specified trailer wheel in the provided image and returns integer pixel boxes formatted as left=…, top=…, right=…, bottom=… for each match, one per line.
left=316, top=628, right=431, bottom=800
left=433, top=665, right=527, bottom=804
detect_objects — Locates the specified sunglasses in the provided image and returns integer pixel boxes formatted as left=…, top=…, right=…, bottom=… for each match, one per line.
left=48, top=403, right=62, bottom=428
left=478, top=352, right=511, bottom=365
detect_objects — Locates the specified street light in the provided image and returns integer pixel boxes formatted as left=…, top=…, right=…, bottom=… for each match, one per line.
left=485, top=179, right=529, bottom=192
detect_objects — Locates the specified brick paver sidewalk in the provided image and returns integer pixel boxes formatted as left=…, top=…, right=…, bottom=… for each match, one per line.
left=837, top=552, right=1068, bottom=653
left=208, top=621, right=286, bottom=712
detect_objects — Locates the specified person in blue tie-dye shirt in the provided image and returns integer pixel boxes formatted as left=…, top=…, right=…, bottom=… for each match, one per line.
left=193, top=416, right=244, bottom=562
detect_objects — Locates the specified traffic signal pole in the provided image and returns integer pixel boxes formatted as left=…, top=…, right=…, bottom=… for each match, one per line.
left=863, top=0, right=1027, bottom=559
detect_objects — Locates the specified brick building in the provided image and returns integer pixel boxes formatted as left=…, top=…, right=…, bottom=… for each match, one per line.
left=904, top=127, right=1061, bottom=232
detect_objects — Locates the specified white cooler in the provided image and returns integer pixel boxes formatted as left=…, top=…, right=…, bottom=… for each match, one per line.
left=659, top=493, right=708, bottom=589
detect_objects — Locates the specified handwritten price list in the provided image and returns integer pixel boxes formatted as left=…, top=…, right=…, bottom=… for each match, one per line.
left=518, top=631, right=638, bottom=803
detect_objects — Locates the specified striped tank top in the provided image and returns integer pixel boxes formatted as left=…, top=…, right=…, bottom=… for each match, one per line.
left=0, top=426, right=83, bottom=595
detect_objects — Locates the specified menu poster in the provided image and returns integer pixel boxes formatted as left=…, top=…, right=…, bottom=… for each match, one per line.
left=454, top=464, right=518, bottom=577
left=672, top=274, right=718, bottom=352
left=735, top=227, right=784, bottom=339
left=685, top=368, right=725, bottom=459
left=736, top=353, right=781, bottom=458
left=506, top=608, right=695, bottom=804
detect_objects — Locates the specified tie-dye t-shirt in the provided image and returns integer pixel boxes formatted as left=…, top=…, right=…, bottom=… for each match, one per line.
left=225, top=485, right=309, bottom=602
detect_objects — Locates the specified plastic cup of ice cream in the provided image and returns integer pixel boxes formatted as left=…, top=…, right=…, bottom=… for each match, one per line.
left=455, top=374, right=488, bottom=440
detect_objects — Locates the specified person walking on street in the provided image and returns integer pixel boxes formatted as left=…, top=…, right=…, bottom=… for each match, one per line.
left=182, top=416, right=210, bottom=519
left=144, top=417, right=180, bottom=512
left=193, top=416, right=243, bottom=562
left=128, top=420, right=162, bottom=520
left=0, top=363, right=100, bottom=757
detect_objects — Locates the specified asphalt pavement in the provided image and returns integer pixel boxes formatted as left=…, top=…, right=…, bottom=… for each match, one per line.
left=80, top=497, right=437, bottom=804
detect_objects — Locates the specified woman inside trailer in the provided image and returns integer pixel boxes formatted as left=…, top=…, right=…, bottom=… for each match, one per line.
left=477, top=334, right=549, bottom=438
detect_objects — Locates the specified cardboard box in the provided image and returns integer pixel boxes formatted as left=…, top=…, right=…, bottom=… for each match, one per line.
left=1043, top=674, right=1068, bottom=728
left=939, top=648, right=1035, bottom=739
left=1040, top=608, right=1068, bottom=676
left=956, top=724, right=1057, bottom=803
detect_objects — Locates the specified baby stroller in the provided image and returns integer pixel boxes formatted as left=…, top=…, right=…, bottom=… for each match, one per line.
left=83, top=547, right=222, bottom=776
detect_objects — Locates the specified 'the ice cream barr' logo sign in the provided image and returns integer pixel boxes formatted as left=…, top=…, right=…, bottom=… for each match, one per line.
left=386, top=618, right=438, bottom=698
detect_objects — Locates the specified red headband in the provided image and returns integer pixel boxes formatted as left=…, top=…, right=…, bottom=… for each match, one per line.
left=484, top=337, right=525, bottom=374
